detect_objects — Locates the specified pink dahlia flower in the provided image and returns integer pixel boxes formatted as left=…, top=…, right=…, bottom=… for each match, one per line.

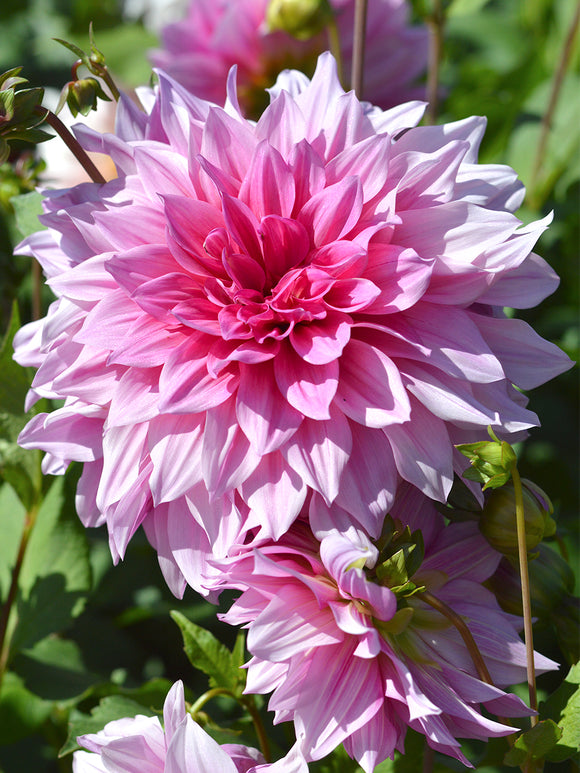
left=150, top=0, right=428, bottom=113
left=217, top=486, right=557, bottom=770
left=73, top=680, right=264, bottom=772
left=14, top=54, right=571, bottom=594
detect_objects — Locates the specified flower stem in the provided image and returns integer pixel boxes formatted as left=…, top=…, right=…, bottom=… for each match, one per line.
left=422, top=741, right=435, bottom=773
left=188, top=688, right=271, bottom=763
left=98, top=68, right=121, bottom=102
left=425, top=0, right=445, bottom=125
left=530, top=0, right=580, bottom=200
left=510, top=462, right=538, bottom=725
left=0, top=503, right=39, bottom=691
left=327, top=16, right=344, bottom=88
left=351, top=0, right=369, bottom=98
left=421, top=590, right=493, bottom=684
left=34, top=106, right=106, bottom=184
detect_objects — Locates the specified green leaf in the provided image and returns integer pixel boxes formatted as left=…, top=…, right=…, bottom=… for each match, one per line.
left=171, top=610, right=246, bottom=695
left=503, top=719, right=563, bottom=766
left=447, top=0, right=493, bottom=17
left=541, top=662, right=580, bottom=762
left=0, top=482, right=26, bottom=603
left=13, top=636, right=98, bottom=702
left=0, top=670, right=52, bottom=745
left=8, top=471, right=92, bottom=656
left=11, top=191, right=46, bottom=238
left=61, top=695, right=157, bottom=756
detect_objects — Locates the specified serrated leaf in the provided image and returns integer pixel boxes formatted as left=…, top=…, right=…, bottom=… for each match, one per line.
left=541, top=662, right=580, bottom=762
left=11, top=191, right=46, bottom=239
left=504, top=719, right=563, bottom=766
left=8, top=471, right=92, bottom=656
left=171, top=611, right=246, bottom=695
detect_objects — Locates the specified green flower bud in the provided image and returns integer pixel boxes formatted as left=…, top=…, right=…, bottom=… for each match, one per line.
left=266, top=0, right=334, bottom=39
left=488, top=543, right=574, bottom=618
left=56, top=78, right=111, bottom=118
left=479, top=478, right=554, bottom=555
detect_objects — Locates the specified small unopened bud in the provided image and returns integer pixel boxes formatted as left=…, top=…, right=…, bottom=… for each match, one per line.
left=266, top=0, right=334, bottom=39
left=56, top=78, right=111, bottom=118
left=479, top=478, right=555, bottom=555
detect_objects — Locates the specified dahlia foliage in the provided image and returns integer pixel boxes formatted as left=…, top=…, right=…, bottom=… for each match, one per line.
left=4, top=10, right=575, bottom=768
left=150, top=0, right=428, bottom=113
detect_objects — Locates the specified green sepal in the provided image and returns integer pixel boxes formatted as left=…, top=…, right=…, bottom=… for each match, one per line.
left=456, top=426, right=517, bottom=490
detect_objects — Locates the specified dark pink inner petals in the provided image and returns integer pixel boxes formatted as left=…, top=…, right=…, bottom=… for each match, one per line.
left=221, top=193, right=264, bottom=264
left=289, top=138, right=326, bottom=215
left=222, top=251, right=266, bottom=293
left=310, top=241, right=368, bottom=278
left=324, top=278, right=381, bottom=312
left=130, top=272, right=198, bottom=321
left=290, top=312, right=351, bottom=365
left=259, top=215, right=311, bottom=284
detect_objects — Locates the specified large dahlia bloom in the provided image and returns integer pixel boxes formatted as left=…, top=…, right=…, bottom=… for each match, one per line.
left=73, top=680, right=265, bottom=772
left=14, top=54, right=570, bottom=594
left=217, top=486, right=556, bottom=770
left=150, top=0, right=428, bottom=113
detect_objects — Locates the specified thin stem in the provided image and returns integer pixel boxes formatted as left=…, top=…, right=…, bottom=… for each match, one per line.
left=327, top=17, right=344, bottom=88
left=0, top=504, right=39, bottom=690
left=32, top=261, right=42, bottom=320
left=425, top=0, right=444, bottom=125
left=188, top=688, right=271, bottom=763
left=530, top=0, right=580, bottom=197
left=241, top=697, right=272, bottom=763
left=351, top=0, right=369, bottom=98
left=99, top=68, right=121, bottom=102
left=422, top=740, right=435, bottom=773
left=34, top=106, right=106, bottom=184
left=511, top=463, right=538, bottom=725
left=188, top=687, right=234, bottom=716
left=421, top=590, right=493, bottom=684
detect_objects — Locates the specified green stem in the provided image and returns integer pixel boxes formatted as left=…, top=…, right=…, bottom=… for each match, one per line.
left=351, top=0, right=369, bottom=98
left=425, top=0, right=444, bottom=125
left=188, top=688, right=271, bottom=763
left=510, top=463, right=538, bottom=725
left=327, top=17, right=344, bottom=88
left=422, top=740, right=435, bottom=773
left=530, top=0, right=580, bottom=201
left=98, top=68, right=121, bottom=102
left=0, top=503, right=39, bottom=691
left=34, top=106, right=106, bottom=184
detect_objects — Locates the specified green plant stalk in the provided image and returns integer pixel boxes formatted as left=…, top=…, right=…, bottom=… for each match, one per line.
left=189, top=687, right=272, bottom=762
left=96, top=67, right=121, bottom=102
left=425, top=0, right=444, bottom=125
left=0, top=502, right=39, bottom=691
left=510, top=462, right=538, bottom=726
left=530, top=0, right=580, bottom=201
left=327, top=16, right=344, bottom=88
left=34, top=106, right=106, bottom=184
left=351, top=0, right=369, bottom=98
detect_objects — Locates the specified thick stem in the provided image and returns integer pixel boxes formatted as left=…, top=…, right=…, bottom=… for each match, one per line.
left=188, top=687, right=234, bottom=716
left=422, top=741, right=435, bottom=773
left=511, top=463, right=538, bottom=725
left=351, top=0, right=369, bottom=98
left=0, top=504, right=39, bottom=690
left=425, top=0, right=444, bottom=125
left=530, top=1, right=580, bottom=198
left=34, top=106, right=106, bottom=184
left=32, top=260, right=42, bottom=320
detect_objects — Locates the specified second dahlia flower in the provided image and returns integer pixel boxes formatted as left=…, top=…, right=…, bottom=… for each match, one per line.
left=217, top=486, right=556, bottom=770
left=14, top=54, right=571, bottom=594
left=150, top=0, right=429, bottom=114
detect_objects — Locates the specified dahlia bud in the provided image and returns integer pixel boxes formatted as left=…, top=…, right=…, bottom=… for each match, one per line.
left=488, top=543, right=573, bottom=618
left=479, top=478, right=555, bottom=555
left=266, top=0, right=334, bottom=39
left=55, top=77, right=111, bottom=118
